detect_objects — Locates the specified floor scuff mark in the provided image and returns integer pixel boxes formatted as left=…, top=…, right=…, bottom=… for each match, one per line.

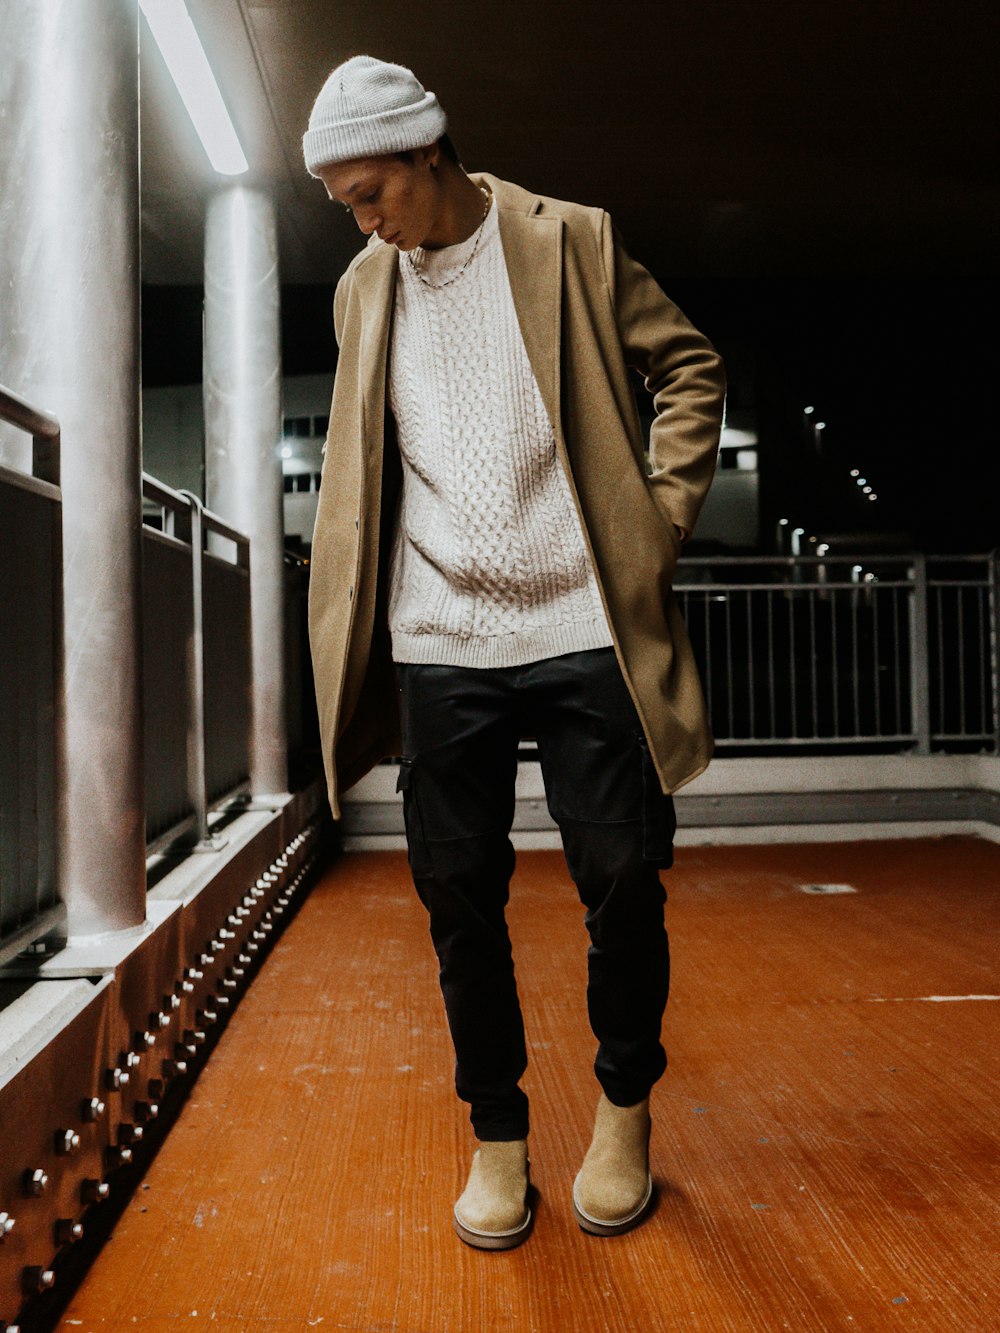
left=866, top=994, right=1000, bottom=1003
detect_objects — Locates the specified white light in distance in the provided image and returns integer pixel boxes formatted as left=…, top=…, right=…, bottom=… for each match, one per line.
left=140, top=0, right=249, bottom=175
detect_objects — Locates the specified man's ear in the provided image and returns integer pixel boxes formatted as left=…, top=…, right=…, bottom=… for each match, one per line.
left=417, top=140, right=440, bottom=172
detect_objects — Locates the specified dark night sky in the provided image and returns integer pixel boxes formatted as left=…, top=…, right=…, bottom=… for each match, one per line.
left=140, top=0, right=999, bottom=554
left=674, top=276, right=1000, bottom=553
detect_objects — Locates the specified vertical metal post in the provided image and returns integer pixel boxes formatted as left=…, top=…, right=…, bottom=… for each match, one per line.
left=0, top=0, right=146, bottom=937
left=203, top=185, right=288, bottom=799
left=180, top=493, right=211, bottom=845
left=909, top=554, right=932, bottom=754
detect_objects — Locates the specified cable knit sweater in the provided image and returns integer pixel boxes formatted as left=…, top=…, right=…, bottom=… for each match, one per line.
left=387, top=200, right=613, bottom=668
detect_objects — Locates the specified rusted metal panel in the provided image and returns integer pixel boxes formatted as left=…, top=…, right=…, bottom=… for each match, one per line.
left=2, top=806, right=330, bottom=1325
left=0, top=976, right=112, bottom=1318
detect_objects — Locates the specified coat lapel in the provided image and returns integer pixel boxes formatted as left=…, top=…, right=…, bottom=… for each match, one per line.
left=352, top=242, right=397, bottom=447
left=477, top=173, right=564, bottom=439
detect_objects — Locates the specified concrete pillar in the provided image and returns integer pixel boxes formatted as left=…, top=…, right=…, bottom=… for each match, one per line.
left=0, top=0, right=146, bottom=937
left=203, top=186, right=288, bottom=798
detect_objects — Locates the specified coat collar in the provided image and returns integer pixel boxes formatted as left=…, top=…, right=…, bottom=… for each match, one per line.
left=351, top=241, right=395, bottom=444
left=348, top=174, right=563, bottom=437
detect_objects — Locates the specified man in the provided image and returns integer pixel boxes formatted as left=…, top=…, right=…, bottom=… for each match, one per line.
left=303, top=55, right=725, bottom=1250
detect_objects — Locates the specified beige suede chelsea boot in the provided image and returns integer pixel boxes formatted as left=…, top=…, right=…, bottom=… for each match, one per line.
left=572, top=1093, right=653, bottom=1236
left=453, top=1138, right=533, bottom=1250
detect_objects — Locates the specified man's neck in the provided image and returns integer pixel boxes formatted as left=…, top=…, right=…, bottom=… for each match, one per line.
left=421, top=167, right=489, bottom=250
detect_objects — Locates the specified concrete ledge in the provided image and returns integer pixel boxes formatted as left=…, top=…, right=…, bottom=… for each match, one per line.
left=0, top=976, right=113, bottom=1087
left=340, top=755, right=1000, bottom=845
left=680, top=754, right=1000, bottom=796
left=343, top=820, right=1000, bottom=853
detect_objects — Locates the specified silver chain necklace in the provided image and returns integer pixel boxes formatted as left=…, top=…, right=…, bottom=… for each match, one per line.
left=406, top=186, right=492, bottom=290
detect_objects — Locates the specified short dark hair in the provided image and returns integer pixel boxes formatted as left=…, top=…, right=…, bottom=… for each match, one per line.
left=396, top=132, right=461, bottom=166
left=437, top=132, right=460, bottom=164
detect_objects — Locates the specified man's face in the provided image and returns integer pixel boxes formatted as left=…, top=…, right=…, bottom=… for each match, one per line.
left=317, top=145, right=441, bottom=251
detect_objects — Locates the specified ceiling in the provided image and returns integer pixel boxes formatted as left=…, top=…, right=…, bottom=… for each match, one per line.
left=140, top=0, right=1000, bottom=287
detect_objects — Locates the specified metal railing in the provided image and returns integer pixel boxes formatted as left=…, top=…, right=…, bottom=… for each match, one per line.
left=142, top=474, right=251, bottom=849
left=675, top=553, right=999, bottom=752
left=0, top=384, right=65, bottom=964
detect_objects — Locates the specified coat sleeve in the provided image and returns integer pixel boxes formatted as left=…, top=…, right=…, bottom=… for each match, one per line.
left=599, top=212, right=726, bottom=538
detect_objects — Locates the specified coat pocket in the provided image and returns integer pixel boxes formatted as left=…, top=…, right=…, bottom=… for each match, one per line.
left=396, top=757, right=434, bottom=880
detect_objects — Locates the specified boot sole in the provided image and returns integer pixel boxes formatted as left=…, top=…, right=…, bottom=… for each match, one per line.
left=453, top=1199, right=534, bottom=1251
left=572, top=1174, right=653, bottom=1237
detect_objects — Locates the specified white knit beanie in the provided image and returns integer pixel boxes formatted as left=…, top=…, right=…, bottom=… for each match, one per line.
left=303, top=55, right=447, bottom=176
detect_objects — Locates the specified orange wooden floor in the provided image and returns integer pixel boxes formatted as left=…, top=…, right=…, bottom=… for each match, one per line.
left=58, top=837, right=999, bottom=1332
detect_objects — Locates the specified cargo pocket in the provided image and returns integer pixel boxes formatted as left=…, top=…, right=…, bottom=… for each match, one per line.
left=638, top=737, right=677, bottom=868
left=396, top=757, right=434, bottom=881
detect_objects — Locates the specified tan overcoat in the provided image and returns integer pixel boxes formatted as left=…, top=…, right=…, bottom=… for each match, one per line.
left=309, top=173, right=726, bottom=819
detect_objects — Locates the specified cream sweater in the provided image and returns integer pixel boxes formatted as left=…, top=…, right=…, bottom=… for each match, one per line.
left=387, top=201, right=613, bottom=669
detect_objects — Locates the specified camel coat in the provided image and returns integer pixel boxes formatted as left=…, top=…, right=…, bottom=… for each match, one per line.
left=309, top=173, right=726, bottom=819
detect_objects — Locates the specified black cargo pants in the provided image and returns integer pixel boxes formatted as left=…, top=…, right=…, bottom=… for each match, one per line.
left=395, top=645, right=676, bottom=1142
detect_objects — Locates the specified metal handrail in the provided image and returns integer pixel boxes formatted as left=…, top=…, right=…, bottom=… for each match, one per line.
left=677, top=553, right=996, bottom=566
left=0, top=381, right=61, bottom=487
left=141, top=470, right=189, bottom=513
left=141, top=472, right=249, bottom=565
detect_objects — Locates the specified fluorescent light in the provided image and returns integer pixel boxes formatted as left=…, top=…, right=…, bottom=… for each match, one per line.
left=140, top=0, right=248, bottom=175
